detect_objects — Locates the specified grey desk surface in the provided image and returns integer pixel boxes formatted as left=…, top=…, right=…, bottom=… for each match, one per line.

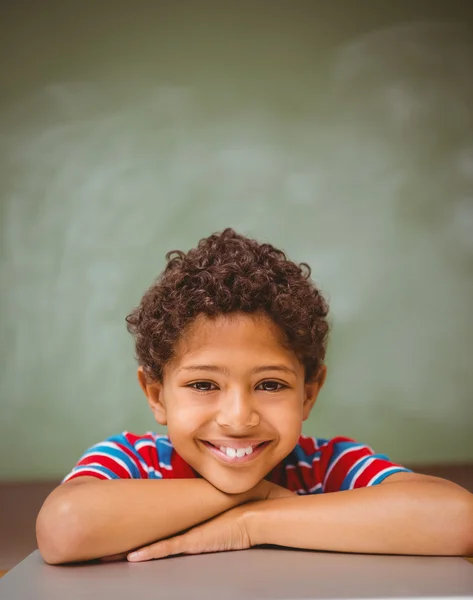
left=1, top=549, right=473, bottom=600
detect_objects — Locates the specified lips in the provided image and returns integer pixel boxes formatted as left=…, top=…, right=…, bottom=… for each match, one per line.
left=204, top=440, right=268, bottom=449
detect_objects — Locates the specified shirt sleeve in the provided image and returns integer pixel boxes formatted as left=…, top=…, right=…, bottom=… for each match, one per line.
left=318, top=436, right=412, bottom=493
left=61, top=432, right=153, bottom=483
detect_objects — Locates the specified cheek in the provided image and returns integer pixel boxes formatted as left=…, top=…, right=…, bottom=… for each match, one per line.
left=258, top=403, right=302, bottom=443
left=264, top=395, right=304, bottom=422
left=279, top=415, right=304, bottom=443
left=271, top=399, right=304, bottom=434
left=165, top=402, right=212, bottom=436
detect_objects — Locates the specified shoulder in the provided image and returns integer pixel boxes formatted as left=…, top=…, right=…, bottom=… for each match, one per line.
left=291, top=434, right=394, bottom=474
left=282, top=435, right=411, bottom=494
left=62, top=432, right=174, bottom=482
left=110, top=432, right=194, bottom=479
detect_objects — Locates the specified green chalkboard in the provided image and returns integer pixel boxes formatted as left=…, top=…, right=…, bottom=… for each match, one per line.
left=1, top=2, right=473, bottom=480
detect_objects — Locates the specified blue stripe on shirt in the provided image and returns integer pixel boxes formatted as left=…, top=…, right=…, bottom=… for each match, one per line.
left=90, top=439, right=143, bottom=478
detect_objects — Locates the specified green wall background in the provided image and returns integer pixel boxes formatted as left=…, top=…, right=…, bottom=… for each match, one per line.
left=1, top=1, right=473, bottom=480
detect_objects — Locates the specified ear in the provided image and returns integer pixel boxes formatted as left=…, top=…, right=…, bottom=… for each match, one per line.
left=137, top=366, right=167, bottom=426
left=302, top=365, right=327, bottom=421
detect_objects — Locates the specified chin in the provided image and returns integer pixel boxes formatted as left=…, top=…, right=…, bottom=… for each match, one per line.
left=207, top=473, right=259, bottom=495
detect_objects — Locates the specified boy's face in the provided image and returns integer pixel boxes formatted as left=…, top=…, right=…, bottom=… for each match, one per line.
left=138, top=313, right=326, bottom=494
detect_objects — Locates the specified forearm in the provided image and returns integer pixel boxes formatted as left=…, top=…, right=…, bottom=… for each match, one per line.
left=37, top=478, right=254, bottom=564
left=247, top=480, right=473, bottom=556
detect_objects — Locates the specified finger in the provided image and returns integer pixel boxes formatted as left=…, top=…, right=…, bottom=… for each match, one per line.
left=127, top=535, right=186, bottom=562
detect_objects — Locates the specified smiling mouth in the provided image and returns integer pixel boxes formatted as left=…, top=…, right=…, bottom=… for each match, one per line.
left=201, top=440, right=270, bottom=463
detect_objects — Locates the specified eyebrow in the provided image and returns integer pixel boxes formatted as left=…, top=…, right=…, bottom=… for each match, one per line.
left=179, top=364, right=297, bottom=376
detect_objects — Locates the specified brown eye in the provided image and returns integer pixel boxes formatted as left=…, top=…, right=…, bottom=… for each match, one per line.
left=257, top=381, right=285, bottom=392
left=189, top=381, right=217, bottom=392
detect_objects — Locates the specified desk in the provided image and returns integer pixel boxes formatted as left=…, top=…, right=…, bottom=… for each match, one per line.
left=1, top=549, right=472, bottom=599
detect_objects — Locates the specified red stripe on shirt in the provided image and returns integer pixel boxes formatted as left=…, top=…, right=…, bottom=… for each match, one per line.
left=352, top=459, right=396, bottom=488
left=285, top=467, right=304, bottom=493
left=168, top=450, right=198, bottom=479
left=298, top=435, right=318, bottom=455
left=324, top=446, right=373, bottom=493
left=78, top=454, right=131, bottom=479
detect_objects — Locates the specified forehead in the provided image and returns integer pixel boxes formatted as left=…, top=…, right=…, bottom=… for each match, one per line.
left=170, top=312, right=300, bottom=369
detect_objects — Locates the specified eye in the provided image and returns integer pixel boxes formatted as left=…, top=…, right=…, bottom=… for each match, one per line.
left=256, top=380, right=287, bottom=392
left=188, top=381, right=218, bottom=392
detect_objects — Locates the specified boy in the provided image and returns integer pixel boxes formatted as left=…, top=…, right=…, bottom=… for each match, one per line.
left=36, top=229, right=473, bottom=564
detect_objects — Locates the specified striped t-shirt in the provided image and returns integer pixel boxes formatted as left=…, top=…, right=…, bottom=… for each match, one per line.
left=63, top=433, right=411, bottom=493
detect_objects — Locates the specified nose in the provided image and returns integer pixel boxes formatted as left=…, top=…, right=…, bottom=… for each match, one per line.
left=215, top=388, right=259, bottom=431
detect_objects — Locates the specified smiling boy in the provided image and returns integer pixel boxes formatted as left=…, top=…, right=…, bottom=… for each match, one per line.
left=36, top=229, right=473, bottom=564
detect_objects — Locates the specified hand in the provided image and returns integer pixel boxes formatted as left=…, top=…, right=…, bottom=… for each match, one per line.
left=99, top=481, right=294, bottom=564
left=126, top=503, right=254, bottom=562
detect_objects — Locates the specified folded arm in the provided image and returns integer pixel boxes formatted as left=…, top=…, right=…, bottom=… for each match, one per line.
left=247, top=472, right=473, bottom=556
left=129, top=472, right=473, bottom=561
left=36, top=476, right=286, bottom=564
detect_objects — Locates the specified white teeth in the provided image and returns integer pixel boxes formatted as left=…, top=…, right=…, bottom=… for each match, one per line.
left=215, top=444, right=257, bottom=458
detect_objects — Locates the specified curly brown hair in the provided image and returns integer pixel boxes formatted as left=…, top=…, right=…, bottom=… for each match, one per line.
left=126, top=229, right=330, bottom=382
